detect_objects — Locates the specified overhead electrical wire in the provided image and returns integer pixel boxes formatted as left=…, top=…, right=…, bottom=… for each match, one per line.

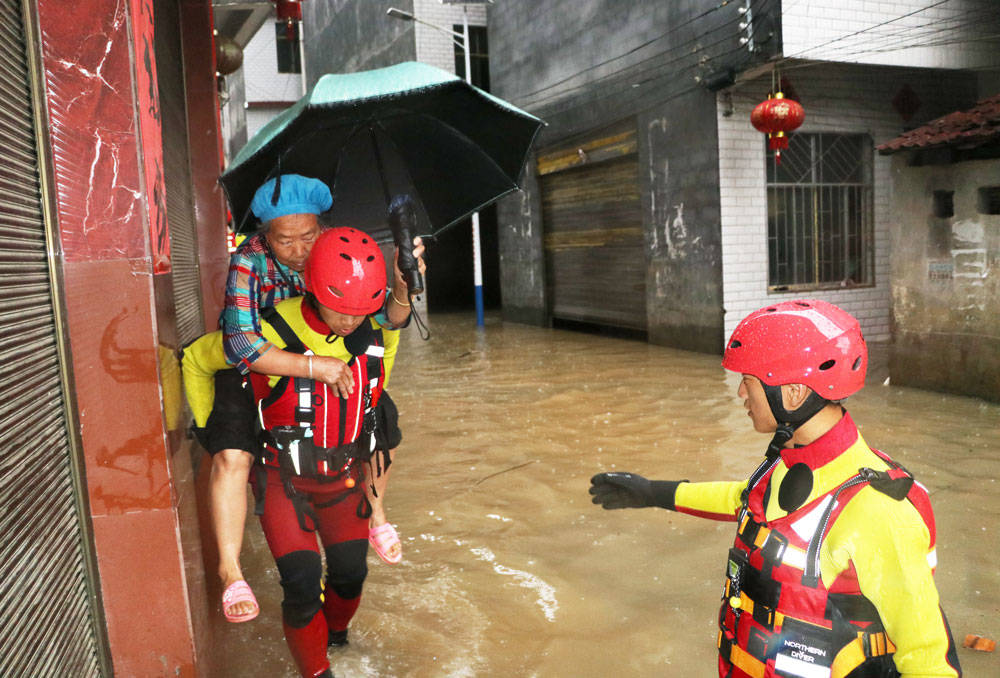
left=522, top=0, right=778, bottom=114
left=511, top=0, right=997, bottom=135
left=527, top=14, right=776, bottom=127
left=796, top=7, right=1000, bottom=61
left=783, top=6, right=999, bottom=62
left=779, top=0, right=956, bottom=61
left=512, top=0, right=745, bottom=103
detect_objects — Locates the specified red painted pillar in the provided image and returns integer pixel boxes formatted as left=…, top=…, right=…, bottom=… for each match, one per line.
left=34, top=0, right=197, bottom=674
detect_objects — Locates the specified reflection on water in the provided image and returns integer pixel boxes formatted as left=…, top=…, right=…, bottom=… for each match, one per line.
left=223, top=314, right=1000, bottom=677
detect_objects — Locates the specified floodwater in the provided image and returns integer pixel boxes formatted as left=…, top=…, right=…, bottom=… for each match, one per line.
left=219, top=313, right=1000, bottom=677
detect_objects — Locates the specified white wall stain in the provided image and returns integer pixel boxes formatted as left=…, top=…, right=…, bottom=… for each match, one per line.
left=654, top=268, right=667, bottom=298
left=647, top=118, right=669, bottom=252
left=647, top=117, right=692, bottom=261
left=519, top=190, right=533, bottom=239
left=951, top=218, right=987, bottom=314
left=667, top=201, right=687, bottom=260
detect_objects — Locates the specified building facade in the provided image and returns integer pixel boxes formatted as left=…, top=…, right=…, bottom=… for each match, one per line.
left=878, top=95, right=1000, bottom=401
left=487, top=0, right=1000, bottom=388
left=1, top=0, right=232, bottom=674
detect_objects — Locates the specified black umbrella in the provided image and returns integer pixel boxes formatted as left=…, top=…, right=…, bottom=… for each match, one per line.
left=219, top=61, right=544, bottom=244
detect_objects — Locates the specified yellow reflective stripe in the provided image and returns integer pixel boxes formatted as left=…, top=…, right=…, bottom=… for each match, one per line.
left=735, top=590, right=755, bottom=614
left=729, top=643, right=767, bottom=678
left=874, top=632, right=895, bottom=656
left=831, top=633, right=895, bottom=678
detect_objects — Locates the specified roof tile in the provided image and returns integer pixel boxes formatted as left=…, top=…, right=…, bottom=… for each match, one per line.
left=877, top=93, right=1000, bottom=154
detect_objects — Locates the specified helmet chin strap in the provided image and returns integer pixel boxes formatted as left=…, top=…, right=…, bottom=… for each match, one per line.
left=761, top=383, right=829, bottom=455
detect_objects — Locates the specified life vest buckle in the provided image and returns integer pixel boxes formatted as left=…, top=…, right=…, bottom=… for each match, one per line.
left=751, top=600, right=775, bottom=629
left=294, top=404, right=316, bottom=424
left=265, top=426, right=358, bottom=479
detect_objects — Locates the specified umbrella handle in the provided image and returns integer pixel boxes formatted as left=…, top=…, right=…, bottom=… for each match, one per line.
left=388, top=195, right=425, bottom=296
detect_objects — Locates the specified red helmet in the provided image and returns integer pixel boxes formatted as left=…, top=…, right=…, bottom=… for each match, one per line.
left=722, top=299, right=867, bottom=400
left=304, top=228, right=386, bottom=315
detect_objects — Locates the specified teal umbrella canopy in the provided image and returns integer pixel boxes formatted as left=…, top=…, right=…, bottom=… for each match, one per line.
left=221, top=61, right=544, bottom=241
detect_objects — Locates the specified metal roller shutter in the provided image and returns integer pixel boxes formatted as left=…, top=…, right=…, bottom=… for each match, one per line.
left=155, top=0, right=203, bottom=344
left=0, top=0, right=108, bottom=674
left=539, top=125, right=646, bottom=330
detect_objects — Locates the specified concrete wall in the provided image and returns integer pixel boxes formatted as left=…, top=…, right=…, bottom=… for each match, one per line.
left=640, top=90, right=725, bottom=349
left=489, top=0, right=766, bottom=347
left=302, top=0, right=417, bottom=88
left=887, top=155, right=1000, bottom=401
left=782, top=0, right=1000, bottom=70
left=301, top=0, right=487, bottom=86
left=497, top=159, right=546, bottom=324
left=717, top=62, right=978, bottom=345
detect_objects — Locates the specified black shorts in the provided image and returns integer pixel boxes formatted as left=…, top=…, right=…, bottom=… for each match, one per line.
left=374, top=391, right=402, bottom=450
left=192, top=369, right=403, bottom=454
left=191, top=368, right=257, bottom=455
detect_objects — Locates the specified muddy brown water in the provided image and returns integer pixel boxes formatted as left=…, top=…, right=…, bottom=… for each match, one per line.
left=218, top=314, right=999, bottom=677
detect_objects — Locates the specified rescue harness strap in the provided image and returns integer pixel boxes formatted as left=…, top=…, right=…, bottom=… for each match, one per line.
left=252, top=306, right=367, bottom=530
left=717, top=626, right=896, bottom=678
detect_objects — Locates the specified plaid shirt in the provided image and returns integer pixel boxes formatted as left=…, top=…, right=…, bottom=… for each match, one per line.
left=222, top=232, right=306, bottom=372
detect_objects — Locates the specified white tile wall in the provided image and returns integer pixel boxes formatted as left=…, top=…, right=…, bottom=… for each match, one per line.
left=781, top=0, right=1000, bottom=70
left=412, top=0, right=487, bottom=74
left=717, top=64, right=971, bottom=345
left=243, top=16, right=306, bottom=104
left=246, top=107, right=289, bottom=145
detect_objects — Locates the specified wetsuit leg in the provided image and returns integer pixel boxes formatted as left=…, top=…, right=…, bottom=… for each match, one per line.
left=314, top=490, right=369, bottom=635
left=257, top=469, right=330, bottom=678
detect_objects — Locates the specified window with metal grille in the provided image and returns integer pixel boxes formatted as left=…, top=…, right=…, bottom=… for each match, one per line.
left=453, top=25, right=489, bottom=91
left=766, top=133, right=874, bottom=291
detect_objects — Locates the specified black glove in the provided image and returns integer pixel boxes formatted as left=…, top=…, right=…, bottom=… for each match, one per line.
left=589, top=472, right=685, bottom=510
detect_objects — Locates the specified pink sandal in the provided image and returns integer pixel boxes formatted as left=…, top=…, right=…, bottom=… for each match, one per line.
left=222, top=579, right=259, bottom=623
left=369, top=522, right=403, bottom=564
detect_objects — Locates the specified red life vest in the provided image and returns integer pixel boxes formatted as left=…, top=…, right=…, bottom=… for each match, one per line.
left=250, top=307, right=386, bottom=481
left=717, top=448, right=935, bottom=678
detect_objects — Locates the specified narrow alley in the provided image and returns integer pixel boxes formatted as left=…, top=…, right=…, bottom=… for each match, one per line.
left=214, top=314, right=1000, bottom=677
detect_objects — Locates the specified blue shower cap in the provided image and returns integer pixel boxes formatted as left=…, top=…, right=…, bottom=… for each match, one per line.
left=250, top=174, right=332, bottom=223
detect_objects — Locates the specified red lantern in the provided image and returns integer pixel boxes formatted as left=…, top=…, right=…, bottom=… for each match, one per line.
left=751, top=92, right=805, bottom=164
